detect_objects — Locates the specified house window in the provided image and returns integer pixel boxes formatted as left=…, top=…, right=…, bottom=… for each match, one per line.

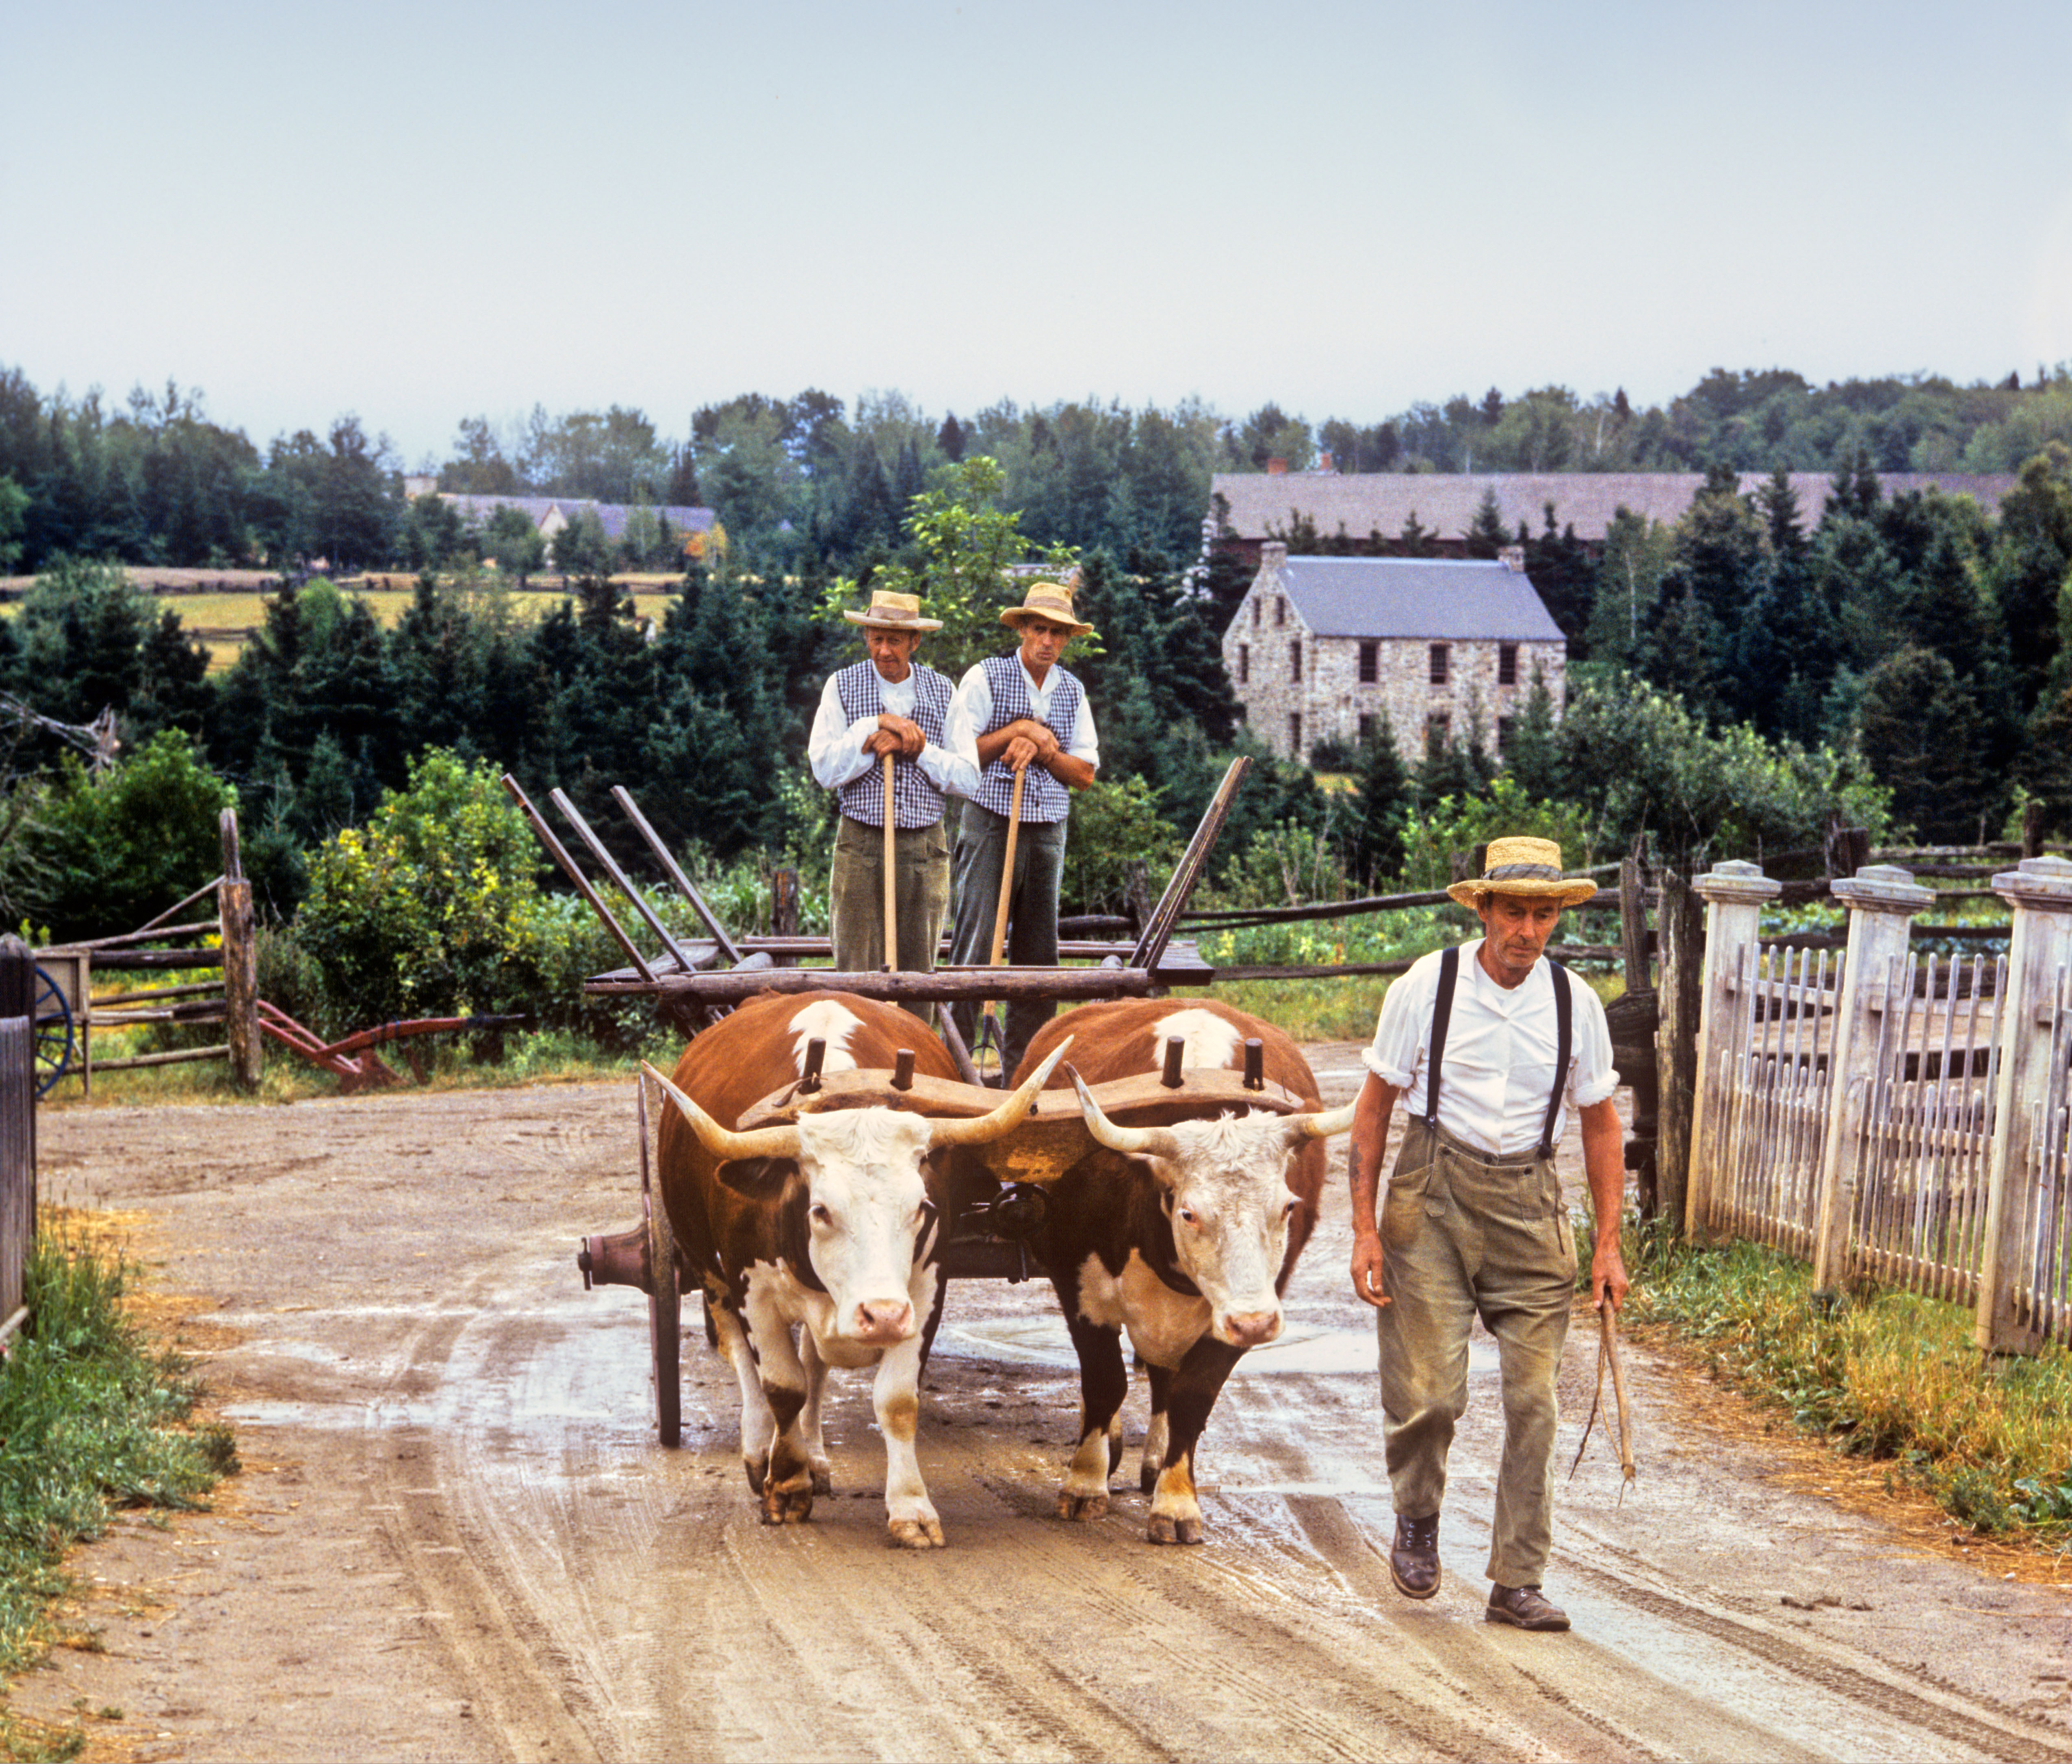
left=1274, top=596, right=1286, bottom=628
left=1252, top=597, right=1261, bottom=629
left=1497, top=715, right=1516, bottom=753
left=1290, top=640, right=1302, bottom=682
left=1237, top=643, right=1249, bottom=684
left=1289, top=711, right=1302, bottom=753
left=1426, top=711, right=1450, bottom=745
left=1429, top=643, right=1450, bottom=686
left=1357, top=712, right=1375, bottom=745
left=1358, top=640, right=1378, bottom=684
left=1499, top=643, right=1518, bottom=685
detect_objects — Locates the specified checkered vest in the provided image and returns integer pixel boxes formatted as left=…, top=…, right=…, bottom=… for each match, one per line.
left=971, top=654, right=1082, bottom=824
left=832, top=661, right=953, bottom=829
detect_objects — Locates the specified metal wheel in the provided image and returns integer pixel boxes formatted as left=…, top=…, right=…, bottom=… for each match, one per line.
left=32, top=965, right=73, bottom=1098
left=639, top=1080, right=682, bottom=1448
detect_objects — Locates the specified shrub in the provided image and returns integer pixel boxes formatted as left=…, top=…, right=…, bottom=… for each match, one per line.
left=1061, top=776, right=1179, bottom=917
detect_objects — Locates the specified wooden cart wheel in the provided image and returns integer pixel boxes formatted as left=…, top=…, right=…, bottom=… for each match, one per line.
left=639, top=1080, right=682, bottom=1448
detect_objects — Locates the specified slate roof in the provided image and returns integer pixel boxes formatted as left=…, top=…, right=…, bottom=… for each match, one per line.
left=1270, top=556, right=1565, bottom=643
left=1212, top=470, right=2020, bottom=544
left=439, top=493, right=717, bottom=540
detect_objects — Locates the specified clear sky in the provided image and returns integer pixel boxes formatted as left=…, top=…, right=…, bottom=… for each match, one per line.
left=5, top=0, right=2070, bottom=465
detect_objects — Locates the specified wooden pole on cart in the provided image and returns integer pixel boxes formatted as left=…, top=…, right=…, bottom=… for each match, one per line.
left=882, top=753, right=898, bottom=972
left=979, top=769, right=1026, bottom=1072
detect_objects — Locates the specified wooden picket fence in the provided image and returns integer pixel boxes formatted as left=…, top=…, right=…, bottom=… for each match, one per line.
left=1686, top=856, right=2072, bottom=1354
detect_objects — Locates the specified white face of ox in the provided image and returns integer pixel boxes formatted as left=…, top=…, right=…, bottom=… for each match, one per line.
left=794, top=1108, right=938, bottom=1347
left=1144, top=1115, right=1301, bottom=1349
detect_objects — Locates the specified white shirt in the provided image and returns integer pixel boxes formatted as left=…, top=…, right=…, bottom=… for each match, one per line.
left=1364, top=939, right=1618, bottom=1157
left=806, top=666, right=981, bottom=799
left=950, top=658, right=1101, bottom=776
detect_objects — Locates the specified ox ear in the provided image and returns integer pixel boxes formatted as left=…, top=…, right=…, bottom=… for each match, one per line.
left=710, top=1156, right=794, bottom=1203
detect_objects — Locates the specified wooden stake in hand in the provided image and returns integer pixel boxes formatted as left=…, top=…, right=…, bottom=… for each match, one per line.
left=979, top=768, right=1026, bottom=1074
left=1568, top=1304, right=1636, bottom=1502
left=882, top=752, right=898, bottom=973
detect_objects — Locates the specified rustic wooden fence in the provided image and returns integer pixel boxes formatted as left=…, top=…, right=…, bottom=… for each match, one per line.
left=0, top=937, right=35, bottom=1347
left=1688, top=855, right=2072, bottom=1353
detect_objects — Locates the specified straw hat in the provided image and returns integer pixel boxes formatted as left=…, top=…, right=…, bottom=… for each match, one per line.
left=999, top=569, right=1093, bottom=636
left=843, top=588, right=942, bottom=632
left=1445, top=836, right=1599, bottom=908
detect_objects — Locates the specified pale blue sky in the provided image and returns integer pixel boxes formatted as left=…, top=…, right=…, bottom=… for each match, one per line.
left=4, top=0, right=2069, bottom=464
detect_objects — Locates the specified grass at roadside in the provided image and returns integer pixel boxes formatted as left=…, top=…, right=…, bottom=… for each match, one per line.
left=0, top=1214, right=236, bottom=1759
left=1608, top=1228, right=2072, bottom=1550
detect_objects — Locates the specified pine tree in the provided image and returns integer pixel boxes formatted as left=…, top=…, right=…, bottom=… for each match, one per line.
left=1351, top=711, right=1409, bottom=883
left=1464, top=488, right=1508, bottom=559
left=1855, top=645, right=1996, bottom=841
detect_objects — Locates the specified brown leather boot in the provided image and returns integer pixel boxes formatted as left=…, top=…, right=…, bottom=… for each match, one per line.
left=1388, top=1513, right=1440, bottom=1600
left=1485, top=1584, right=1569, bottom=1631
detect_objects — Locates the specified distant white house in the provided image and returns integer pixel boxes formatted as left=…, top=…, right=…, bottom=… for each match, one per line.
left=1224, top=542, right=1565, bottom=764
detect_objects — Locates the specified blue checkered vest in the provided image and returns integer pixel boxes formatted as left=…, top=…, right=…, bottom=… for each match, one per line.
left=832, top=661, right=953, bottom=829
left=971, top=655, right=1082, bottom=824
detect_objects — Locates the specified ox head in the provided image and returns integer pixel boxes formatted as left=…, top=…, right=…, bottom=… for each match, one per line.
left=646, top=1040, right=1071, bottom=1346
left=1071, top=1074, right=1355, bottom=1348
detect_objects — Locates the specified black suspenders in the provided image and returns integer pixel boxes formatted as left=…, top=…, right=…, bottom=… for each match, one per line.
left=1422, top=946, right=1572, bottom=1159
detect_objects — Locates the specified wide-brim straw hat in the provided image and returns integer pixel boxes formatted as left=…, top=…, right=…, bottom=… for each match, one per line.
left=1000, top=570, right=1092, bottom=636
left=843, top=588, right=942, bottom=632
left=1445, top=835, right=1600, bottom=908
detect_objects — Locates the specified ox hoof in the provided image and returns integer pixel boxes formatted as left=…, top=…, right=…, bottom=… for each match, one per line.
left=762, top=1484, right=815, bottom=1526
left=1147, top=1513, right=1202, bottom=1545
left=887, top=1517, right=945, bottom=1549
left=1057, top=1491, right=1109, bottom=1522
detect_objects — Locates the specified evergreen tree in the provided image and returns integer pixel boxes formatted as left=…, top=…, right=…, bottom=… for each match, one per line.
left=1985, top=443, right=2072, bottom=710
left=1351, top=710, right=1409, bottom=883
left=1503, top=666, right=1564, bottom=799
left=1464, top=488, right=1508, bottom=559
left=1855, top=645, right=1996, bottom=842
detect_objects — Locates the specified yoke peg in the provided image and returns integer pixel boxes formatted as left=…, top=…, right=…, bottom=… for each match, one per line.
left=893, top=1047, right=916, bottom=1092
left=1244, top=1038, right=1264, bottom=1090
left=1161, top=1035, right=1186, bottom=1089
left=800, top=1036, right=826, bottom=1093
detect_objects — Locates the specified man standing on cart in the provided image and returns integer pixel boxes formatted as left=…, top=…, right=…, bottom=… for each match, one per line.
left=946, top=570, right=1099, bottom=1079
left=807, top=589, right=979, bottom=974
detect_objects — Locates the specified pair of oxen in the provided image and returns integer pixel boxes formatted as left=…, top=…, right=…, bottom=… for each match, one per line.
left=646, top=989, right=1354, bottom=1549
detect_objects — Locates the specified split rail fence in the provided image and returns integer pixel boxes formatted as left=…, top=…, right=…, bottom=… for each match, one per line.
left=1686, top=856, right=2072, bottom=1354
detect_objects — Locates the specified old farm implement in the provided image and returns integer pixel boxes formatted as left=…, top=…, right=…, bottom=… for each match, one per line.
left=515, top=760, right=1257, bottom=1444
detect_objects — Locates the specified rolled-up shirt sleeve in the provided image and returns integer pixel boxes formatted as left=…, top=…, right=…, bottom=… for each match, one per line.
left=806, top=675, right=878, bottom=792
left=1568, top=984, right=1620, bottom=1109
left=1361, top=952, right=1437, bottom=1091
left=1067, top=692, right=1099, bottom=772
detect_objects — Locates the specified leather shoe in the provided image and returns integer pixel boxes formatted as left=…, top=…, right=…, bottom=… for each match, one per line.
left=1389, top=1513, right=1440, bottom=1600
left=1484, top=1584, right=1569, bottom=1632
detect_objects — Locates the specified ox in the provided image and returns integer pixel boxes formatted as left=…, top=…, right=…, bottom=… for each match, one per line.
left=648, top=990, right=1067, bottom=1548
left=1011, top=998, right=1352, bottom=1544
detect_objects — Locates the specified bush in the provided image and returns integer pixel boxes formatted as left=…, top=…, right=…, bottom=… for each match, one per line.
left=1398, top=775, right=1608, bottom=892
left=1062, top=776, right=1179, bottom=916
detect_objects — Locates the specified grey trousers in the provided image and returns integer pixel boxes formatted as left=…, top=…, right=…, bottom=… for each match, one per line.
left=947, top=799, right=1066, bottom=1079
left=829, top=816, right=950, bottom=976
left=1376, top=1117, right=1577, bottom=1589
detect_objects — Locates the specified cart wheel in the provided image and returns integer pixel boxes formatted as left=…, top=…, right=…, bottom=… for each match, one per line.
left=639, top=1079, right=682, bottom=1448
left=31, top=965, right=73, bottom=1098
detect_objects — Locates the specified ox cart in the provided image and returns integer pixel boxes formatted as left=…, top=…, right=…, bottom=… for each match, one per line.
left=512, top=760, right=1261, bottom=1445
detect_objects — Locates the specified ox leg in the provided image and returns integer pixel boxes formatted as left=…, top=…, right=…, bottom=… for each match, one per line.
left=797, top=1333, right=834, bottom=1496
left=1058, top=1312, right=1128, bottom=1522
left=1141, top=1363, right=1172, bottom=1496
left=709, top=1299, right=778, bottom=1496
left=872, top=1331, right=943, bottom=1548
left=1146, top=1336, right=1244, bottom=1546
left=741, top=1293, right=816, bottom=1525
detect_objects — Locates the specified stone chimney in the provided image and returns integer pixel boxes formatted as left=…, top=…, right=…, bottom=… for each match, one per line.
left=1266, top=457, right=1287, bottom=476
left=1261, top=541, right=1288, bottom=570
left=1317, top=450, right=1335, bottom=473
left=1498, top=544, right=1525, bottom=573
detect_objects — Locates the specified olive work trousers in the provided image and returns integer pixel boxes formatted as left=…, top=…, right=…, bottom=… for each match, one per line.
left=947, top=799, right=1067, bottom=1080
left=828, top=815, right=951, bottom=978
left=1376, top=1116, right=1578, bottom=1589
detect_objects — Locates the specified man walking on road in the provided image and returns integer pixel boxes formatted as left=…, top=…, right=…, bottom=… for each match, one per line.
left=1346, top=836, right=1629, bottom=1632
left=946, top=570, right=1099, bottom=1078
left=807, top=589, right=978, bottom=974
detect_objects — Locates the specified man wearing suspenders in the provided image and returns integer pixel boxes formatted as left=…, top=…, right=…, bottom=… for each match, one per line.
left=806, top=588, right=979, bottom=975
left=1346, top=837, right=1629, bottom=1632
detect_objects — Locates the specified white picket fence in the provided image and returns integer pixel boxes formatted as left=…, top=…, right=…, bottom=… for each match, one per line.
left=1687, top=857, right=2072, bottom=1354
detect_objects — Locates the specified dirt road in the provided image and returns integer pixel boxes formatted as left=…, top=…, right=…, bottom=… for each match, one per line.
left=21, top=1055, right=2072, bottom=1762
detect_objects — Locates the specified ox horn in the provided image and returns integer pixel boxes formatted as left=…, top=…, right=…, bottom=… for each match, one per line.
left=1281, top=1100, right=1358, bottom=1145
left=927, top=1037, right=1075, bottom=1147
left=642, top=1062, right=802, bottom=1163
left=1070, top=1069, right=1183, bottom=1162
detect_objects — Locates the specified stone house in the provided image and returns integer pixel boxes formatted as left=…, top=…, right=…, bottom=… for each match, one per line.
left=1223, top=542, right=1566, bottom=764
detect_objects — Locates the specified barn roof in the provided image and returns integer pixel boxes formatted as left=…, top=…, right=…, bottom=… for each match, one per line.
left=439, top=493, right=717, bottom=539
left=1211, top=470, right=2020, bottom=544
left=1272, top=555, right=1565, bottom=642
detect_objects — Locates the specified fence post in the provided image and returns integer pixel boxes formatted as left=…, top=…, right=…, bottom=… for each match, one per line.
left=1654, top=870, right=1706, bottom=1232
left=1810, top=864, right=1932, bottom=1290
left=1685, top=860, right=1782, bottom=1242
left=218, top=810, right=262, bottom=1093
left=0, top=936, right=32, bottom=1332
left=1976, top=855, right=2072, bottom=1353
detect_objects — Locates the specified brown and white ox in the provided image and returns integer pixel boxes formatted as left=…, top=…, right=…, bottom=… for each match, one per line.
left=1011, top=998, right=1352, bottom=1544
left=647, top=990, right=1068, bottom=1548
